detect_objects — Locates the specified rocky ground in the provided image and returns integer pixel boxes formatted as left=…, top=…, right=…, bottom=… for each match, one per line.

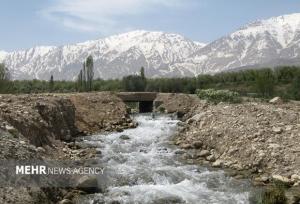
left=174, top=98, right=300, bottom=202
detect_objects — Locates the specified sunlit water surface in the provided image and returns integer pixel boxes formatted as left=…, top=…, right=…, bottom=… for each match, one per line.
left=81, top=114, right=252, bottom=204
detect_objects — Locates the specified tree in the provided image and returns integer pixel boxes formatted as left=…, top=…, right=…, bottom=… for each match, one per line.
left=77, top=69, right=83, bottom=91
left=140, top=67, right=145, bottom=79
left=255, top=68, right=275, bottom=97
left=49, top=75, right=54, bottom=92
left=86, top=55, right=94, bottom=91
left=0, top=63, right=10, bottom=93
left=290, top=73, right=300, bottom=100
left=122, top=75, right=146, bottom=92
left=82, top=62, right=87, bottom=91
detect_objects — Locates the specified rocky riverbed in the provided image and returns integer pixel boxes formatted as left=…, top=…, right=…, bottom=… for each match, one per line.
left=1, top=92, right=300, bottom=203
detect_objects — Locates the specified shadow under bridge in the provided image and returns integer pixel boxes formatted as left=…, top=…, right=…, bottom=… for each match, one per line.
left=117, top=92, right=158, bottom=113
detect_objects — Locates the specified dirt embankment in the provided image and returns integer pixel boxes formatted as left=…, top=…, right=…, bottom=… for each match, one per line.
left=0, top=92, right=133, bottom=204
left=0, top=92, right=133, bottom=146
left=175, top=100, right=300, bottom=187
left=69, top=92, right=136, bottom=134
left=154, top=93, right=200, bottom=117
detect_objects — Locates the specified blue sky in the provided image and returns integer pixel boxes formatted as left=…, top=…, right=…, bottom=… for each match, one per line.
left=0, top=0, right=299, bottom=51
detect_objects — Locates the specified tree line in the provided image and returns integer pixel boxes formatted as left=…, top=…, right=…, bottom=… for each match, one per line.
left=0, top=61, right=300, bottom=100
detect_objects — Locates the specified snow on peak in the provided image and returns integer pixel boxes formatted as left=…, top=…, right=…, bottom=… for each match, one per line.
left=2, top=30, right=205, bottom=80
left=194, top=41, right=207, bottom=48
left=232, top=13, right=300, bottom=47
left=75, top=30, right=203, bottom=61
left=30, top=46, right=57, bottom=56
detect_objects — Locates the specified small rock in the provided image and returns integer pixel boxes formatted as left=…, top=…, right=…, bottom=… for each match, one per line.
left=5, top=125, right=18, bottom=135
left=139, top=149, right=147, bottom=153
left=212, top=160, right=223, bottom=168
left=197, top=150, right=210, bottom=157
left=187, top=118, right=195, bottom=124
left=272, top=175, right=292, bottom=185
left=174, top=150, right=186, bottom=155
left=181, top=153, right=192, bottom=159
left=96, top=149, right=102, bottom=155
left=20, top=141, right=26, bottom=145
left=294, top=181, right=300, bottom=187
left=116, top=127, right=123, bottom=132
left=285, top=125, right=293, bottom=131
left=36, top=147, right=46, bottom=153
left=269, top=97, right=283, bottom=104
left=119, top=135, right=130, bottom=140
left=255, top=176, right=269, bottom=183
left=192, top=141, right=202, bottom=149
left=59, top=199, right=73, bottom=204
left=272, top=127, right=283, bottom=134
left=206, top=155, right=216, bottom=162
left=181, top=144, right=192, bottom=149
left=129, top=123, right=136, bottom=128
left=5, top=125, right=15, bottom=131
left=291, top=174, right=300, bottom=182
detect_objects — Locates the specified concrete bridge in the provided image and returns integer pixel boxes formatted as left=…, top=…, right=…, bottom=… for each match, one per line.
left=117, top=92, right=158, bottom=113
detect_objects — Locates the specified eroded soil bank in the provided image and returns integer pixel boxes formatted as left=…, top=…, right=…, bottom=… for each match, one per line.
left=0, top=92, right=135, bottom=204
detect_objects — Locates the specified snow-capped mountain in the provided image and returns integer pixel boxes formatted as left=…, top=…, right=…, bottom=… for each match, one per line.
left=1, top=13, right=300, bottom=80
left=173, top=13, right=300, bottom=74
left=1, top=30, right=205, bottom=80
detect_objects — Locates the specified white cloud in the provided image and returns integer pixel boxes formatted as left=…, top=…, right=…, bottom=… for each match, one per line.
left=41, top=0, right=186, bottom=34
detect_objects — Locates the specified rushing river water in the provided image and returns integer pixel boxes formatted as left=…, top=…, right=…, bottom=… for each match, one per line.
left=81, top=114, right=252, bottom=204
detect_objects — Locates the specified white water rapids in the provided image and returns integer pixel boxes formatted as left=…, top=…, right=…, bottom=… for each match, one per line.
left=81, top=114, right=252, bottom=204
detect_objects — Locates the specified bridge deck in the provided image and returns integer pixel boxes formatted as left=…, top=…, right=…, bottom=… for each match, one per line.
left=117, top=92, right=158, bottom=102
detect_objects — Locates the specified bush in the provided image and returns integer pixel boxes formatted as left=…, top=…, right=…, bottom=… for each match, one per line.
left=260, top=184, right=287, bottom=204
left=158, top=106, right=166, bottom=113
left=196, top=89, right=241, bottom=104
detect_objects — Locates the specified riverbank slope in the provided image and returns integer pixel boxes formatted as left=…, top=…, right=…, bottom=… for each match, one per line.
left=174, top=99, right=300, bottom=202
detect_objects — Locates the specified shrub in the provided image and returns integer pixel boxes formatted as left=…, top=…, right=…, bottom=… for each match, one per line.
left=196, top=89, right=241, bottom=104
left=158, top=106, right=166, bottom=113
left=260, top=184, right=287, bottom=204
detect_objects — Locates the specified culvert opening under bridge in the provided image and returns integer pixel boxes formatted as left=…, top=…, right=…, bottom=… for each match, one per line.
left=138, top=101, right=153, bottom=113
left=117, top=92, right=158, bottom=113
left=125, top=101, right=154, bottom=113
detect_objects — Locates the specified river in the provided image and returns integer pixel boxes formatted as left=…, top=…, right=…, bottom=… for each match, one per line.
left=80, top=114, right=253, bottom=204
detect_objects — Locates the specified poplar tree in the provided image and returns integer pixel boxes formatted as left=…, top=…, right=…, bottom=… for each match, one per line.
left=86, top=55, right=94, bottom=91
left=82, top=62, right=87, bottom=91
left=77, top=70, right=83, bottom=91
left=49, top=75, right=54, bottom=92
left=140, top=67, right=145, bottom=79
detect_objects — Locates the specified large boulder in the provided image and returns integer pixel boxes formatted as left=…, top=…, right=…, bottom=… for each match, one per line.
left=76, top=175, right=101, bottom=193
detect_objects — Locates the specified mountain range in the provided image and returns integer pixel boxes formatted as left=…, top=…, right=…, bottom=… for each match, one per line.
left=1, top=13, right=300, bottom=80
